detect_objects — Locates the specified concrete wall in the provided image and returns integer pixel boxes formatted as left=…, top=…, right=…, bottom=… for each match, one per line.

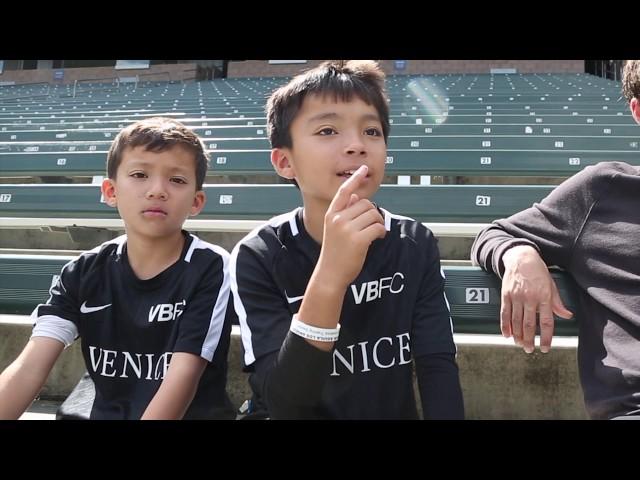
left=455, top=335, right=587, bottom=419
left=227, top=60, right=585, bottom=78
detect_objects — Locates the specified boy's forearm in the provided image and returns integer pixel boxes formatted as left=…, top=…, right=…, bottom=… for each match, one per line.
left=415, top=353, right=464, bottom=420
left=0, top=338, right=64, bottom=419
left=295, top=264, right=348, bottom=352
left=0, top=363, right=41, bottom=419
left=263, top=332, right=333, bottom=419
left=260, top=265, right=346, bottom=416
left=141, top=352, right=206, bottom=420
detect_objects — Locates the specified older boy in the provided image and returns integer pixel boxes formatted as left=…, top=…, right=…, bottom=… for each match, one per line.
left=231, top=61, right=464, bottom=419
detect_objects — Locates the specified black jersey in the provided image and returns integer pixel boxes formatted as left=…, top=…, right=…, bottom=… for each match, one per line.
left=31, top=231, right=233, bottom=420
left=231, top=207, right=456, bottom=419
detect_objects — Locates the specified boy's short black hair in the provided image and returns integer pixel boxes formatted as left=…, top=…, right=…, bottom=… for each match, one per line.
left=622, top=60, right=640, bottom=102
left=106, top=117, right=209, bottom=190
left=266, top=60, right=390, bottom=149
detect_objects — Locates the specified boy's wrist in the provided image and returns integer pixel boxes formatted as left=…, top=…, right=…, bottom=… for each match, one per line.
left=307, top=272, right=348, bottom=300
left=311, top=264, right=351, bottom=294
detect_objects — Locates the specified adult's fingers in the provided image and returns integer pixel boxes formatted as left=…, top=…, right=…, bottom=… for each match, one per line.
left=538, top=301, right=555, bottom=353
left=500, top=296, right=513, bottom=338
left=521, top=304, right=537, bottom=353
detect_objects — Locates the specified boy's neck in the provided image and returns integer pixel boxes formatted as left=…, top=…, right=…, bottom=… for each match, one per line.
left=302, top=201, right=330, bottom=245
left=125, top=231, right=185, bottom=280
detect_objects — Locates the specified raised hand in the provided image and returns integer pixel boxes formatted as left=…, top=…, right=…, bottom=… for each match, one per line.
left=318, top=165, right=387, bottom=289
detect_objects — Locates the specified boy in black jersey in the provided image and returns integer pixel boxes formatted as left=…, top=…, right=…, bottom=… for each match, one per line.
left=231, top=61, right=464, bottom=419
left=0, top=117, right=234, bottom=420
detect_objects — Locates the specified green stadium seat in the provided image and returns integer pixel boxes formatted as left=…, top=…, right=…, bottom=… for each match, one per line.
left=0, top=254, right=579, bottom=336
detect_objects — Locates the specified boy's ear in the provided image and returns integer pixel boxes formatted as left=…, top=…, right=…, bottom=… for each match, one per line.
left=271, top=148, right=295, bottom=180
left=190, top=191, right=206, bottom=217
left=630, top=98, right=640, bottom=125
left=101, top=178, right=117, bottom=208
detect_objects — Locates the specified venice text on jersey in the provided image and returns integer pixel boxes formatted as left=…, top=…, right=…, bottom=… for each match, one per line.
left=88, top=346, right=173, bottom=380
left=330, top=332, right=411, bottom=376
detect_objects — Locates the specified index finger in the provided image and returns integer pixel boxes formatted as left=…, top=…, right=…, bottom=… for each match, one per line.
left=329, top=165, right=369, bottom=212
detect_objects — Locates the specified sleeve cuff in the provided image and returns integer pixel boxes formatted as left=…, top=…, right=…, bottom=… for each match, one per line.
left=494, top=239, right=541, bottom=278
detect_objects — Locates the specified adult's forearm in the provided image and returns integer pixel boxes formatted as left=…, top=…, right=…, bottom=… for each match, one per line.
left=471, top=225, right=539, bottom=277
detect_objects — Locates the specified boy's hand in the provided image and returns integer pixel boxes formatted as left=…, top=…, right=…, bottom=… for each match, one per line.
left=318, top=165, right=386, bottom=289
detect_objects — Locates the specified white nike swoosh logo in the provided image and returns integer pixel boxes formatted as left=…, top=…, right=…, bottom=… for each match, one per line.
left=80, top=301, right=112, bottom=314
left=284, top=291, right=304, bottom=304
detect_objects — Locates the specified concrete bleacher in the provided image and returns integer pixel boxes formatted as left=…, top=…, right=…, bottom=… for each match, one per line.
left=2, top=71, right=623, bottom=419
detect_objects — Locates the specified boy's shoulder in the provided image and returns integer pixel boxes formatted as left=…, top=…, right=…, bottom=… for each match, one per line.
left=183, top=232, right=230, bottom=263
left=379, top=207, right=434, bottom=245
left=56, top=235, right=127, bottom=284
left=75, top=234, right=128, bottom=267
left=233, top=208, right=301, bottom=254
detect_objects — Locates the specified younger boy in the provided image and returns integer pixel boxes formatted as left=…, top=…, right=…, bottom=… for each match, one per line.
left=0, top=117, right=234, bottom=420
left=231, top=61, right=464, bottom=419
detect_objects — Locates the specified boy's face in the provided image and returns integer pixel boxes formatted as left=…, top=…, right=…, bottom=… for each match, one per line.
left=272, top=94, right=386, bottom=209
left=101, top=145, right=205, bottom=241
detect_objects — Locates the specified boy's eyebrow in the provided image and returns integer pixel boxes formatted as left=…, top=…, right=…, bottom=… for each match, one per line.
left=306, top=112, right=381, bottom=124
left=125, top=159, right=191, bottom=174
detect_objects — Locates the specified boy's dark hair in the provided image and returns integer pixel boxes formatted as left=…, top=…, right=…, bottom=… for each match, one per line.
left=622, top=60, right=640, bottom=102
left=266, top=60, right=390, bottom=149
left=106, top=117, right=209, bottom=190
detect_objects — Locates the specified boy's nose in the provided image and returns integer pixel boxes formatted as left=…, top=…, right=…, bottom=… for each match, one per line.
left=344, top=137, right=366, bottom=156
left=145, top=184, right=168, bottom=200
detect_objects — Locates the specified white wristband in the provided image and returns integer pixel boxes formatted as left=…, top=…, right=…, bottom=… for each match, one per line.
left=290, top=314, right=340, bottom=342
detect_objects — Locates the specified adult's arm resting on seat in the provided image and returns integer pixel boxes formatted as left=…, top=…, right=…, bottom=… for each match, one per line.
left=470, top=163, right=613, bottom=352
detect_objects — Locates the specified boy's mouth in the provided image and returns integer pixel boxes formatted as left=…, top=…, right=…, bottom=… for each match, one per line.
left=337, top=168, right=370, bottom=178
left=143, top=208, right=168, bottom=217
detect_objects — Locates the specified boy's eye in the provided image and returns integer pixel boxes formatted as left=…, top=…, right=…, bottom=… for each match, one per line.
left=130, top=172, right=146, bottom=178
left=171, top=177, right=187, bottom=184
left=317, top=127, right=337, bottom=136
left=365, top=127, right=382, bottom=136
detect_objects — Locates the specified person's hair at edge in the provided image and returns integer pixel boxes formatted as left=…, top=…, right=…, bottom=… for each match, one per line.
left=622, top=60, right=640, bottom=102
left=266, top=60, right=390, bottom=186
left=106, top=117, right=210, bottom=190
